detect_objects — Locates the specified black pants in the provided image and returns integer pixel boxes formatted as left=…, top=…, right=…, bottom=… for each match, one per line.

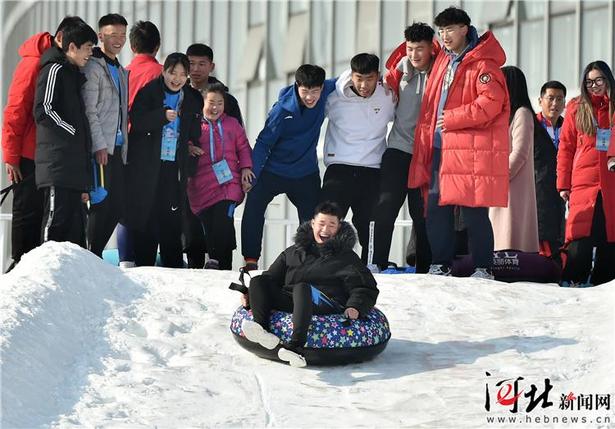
left=116, top=222, right=134, bottom=262
left=249, top=276, right=342, bottom=347
left=41, top=185, right=87, bottom=248
left=241, top=170, right=321, bottom=260
left=182, top=196, right=208, bottom=268
left=321, top=164, right=380, bottom=263
left=426, top=148, right=494, bottom=269
left=134, top=162, right=183, bottom=267
left=196, top=200, right=237, bottom=270
left=371, top=148, right=431, bottom=272
left=87, top=153, right=125, bottom=257
left=10, top=158, right=44, bottom=262
left=562, top=193, right=615, bottom=285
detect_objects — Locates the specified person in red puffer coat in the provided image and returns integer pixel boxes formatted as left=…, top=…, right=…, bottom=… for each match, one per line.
left=1, top=16, right=84, bottom=272
left=557, top=60, right=615, bottom=287
left=408, top=7, right=510, bottom=279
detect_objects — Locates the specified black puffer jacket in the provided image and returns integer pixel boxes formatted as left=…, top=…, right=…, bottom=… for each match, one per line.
left=260, top=221, right=379, bottom=316
left=34, top=46, right=92, bottom=191
left=533, top=116, right=565, bottom=244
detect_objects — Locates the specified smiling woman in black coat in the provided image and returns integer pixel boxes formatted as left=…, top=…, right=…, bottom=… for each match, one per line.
left=241, top=201, right=379, bottom=367
left=125, top=53, right=203, bottom=267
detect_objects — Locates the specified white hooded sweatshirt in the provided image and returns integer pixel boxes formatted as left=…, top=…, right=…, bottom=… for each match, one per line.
left=324, top=69, right=395, bottom=168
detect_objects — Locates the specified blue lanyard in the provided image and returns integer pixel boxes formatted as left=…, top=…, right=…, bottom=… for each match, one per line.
left=591, top=113, right=612, bottom=129
left=541, top=118, right=560, bottom=149
left=207, top=119, right=224, bottom=162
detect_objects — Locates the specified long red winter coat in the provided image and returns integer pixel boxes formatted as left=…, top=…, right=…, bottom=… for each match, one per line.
left=1, top=32, right=53, bottom=165
left=556, top=96, right=615, bottom=243
left=408, top=31, right=510, bottom=208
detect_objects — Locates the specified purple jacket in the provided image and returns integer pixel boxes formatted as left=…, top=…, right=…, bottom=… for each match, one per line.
left=187, top=114, right=252, bottom=214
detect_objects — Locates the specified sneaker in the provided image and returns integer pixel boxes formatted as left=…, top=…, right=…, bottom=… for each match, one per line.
left=243, top=259, right=258, bottom=272
left=428, top=264, right=452, bottom=276
left=470, top=267, right=495, bottom=280
left=119, top=261, right=136, bottom=269
left=241, top=320, right=280, bottom=350
left=278, top=346, right=307, bottom=368
left=204, top=259, right=220, bottom=270
left=367, top=264, right=380, bottom=274
left=560, top=280, right=593, bottom=288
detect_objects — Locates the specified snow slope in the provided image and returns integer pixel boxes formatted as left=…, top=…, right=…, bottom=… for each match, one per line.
left=1, top=242, right=614, bottom=428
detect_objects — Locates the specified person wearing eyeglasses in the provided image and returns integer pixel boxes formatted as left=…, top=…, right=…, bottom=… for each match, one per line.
left=534, top=81, right=567, bottom=267
left=408, top=7, right=510, bottom=279
left=556, top=61, right=615, bottom=287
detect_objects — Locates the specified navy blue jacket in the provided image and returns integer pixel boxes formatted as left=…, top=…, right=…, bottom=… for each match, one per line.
left=252, top=78, right=336, bottom=180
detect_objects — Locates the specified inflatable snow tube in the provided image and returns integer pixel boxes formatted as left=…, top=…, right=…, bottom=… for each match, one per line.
left=452, top=250, right=561, bottom=283
left=230, top=306, right=391, bottom=365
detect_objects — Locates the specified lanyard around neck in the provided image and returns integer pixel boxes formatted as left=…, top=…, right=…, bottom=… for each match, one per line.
left=207, top=119, right=224, bottom=162
left=541, top=118, right=560, bottom=148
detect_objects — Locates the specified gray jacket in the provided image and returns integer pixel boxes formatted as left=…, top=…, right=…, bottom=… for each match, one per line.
left=387, top=57, right=427, bottom=155
left=82, top=49, right=129, bottom=163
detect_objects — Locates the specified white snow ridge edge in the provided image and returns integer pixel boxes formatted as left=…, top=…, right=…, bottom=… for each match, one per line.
left=1, top=241, right=614, bottom=428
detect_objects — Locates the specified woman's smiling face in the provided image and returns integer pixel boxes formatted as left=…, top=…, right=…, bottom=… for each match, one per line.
left=163, top=63, right=188, bottom=92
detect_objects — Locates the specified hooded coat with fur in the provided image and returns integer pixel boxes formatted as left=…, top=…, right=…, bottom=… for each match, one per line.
left=259, top=221, right=379, bottom=316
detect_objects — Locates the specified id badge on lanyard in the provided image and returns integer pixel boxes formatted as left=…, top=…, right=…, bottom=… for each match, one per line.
left=593, top=115, right=612, bottom=152
left=161, top=126, right=178, bottom=161
left=596, top=128, right=611, bottom=152
left=208, top=119, right=232, bottom=184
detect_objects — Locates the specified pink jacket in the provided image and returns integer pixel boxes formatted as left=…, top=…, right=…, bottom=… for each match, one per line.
left=187, top=114, right=252, bottom=214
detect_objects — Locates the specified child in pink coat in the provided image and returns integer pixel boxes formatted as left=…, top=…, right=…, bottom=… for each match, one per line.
left=187, top=83, right=254, bottom=269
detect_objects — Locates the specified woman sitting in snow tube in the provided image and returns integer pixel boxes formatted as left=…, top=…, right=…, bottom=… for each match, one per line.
left=452, top=250, right=561, bottom=283
left=230, top=202, right=389, bottom=367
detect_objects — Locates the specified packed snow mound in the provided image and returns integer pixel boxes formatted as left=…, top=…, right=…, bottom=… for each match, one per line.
left=1, top=242, right=614, bottom=428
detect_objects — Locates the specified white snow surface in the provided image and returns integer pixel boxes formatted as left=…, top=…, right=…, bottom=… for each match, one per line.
left=1, top=242, right=614, bottom=428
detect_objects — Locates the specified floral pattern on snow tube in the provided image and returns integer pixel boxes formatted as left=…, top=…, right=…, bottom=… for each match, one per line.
left=230, top=306, right=391, bottom=365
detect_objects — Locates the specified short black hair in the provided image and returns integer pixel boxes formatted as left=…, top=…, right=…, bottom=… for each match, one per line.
left=540, top=80, right=567, bottom=98
left=98, top=13, right=128, bottom=28
left=404, top=22, right=435, bottom=43
left=295, top=64, right=326, bottom=88
left=186, top=43, right=214, bottom=61
left=434, top=7, right=471, bottom=27
left=204, top=82, right=227, bottom=97
left=314, top=201, right=344, bottom=220
left=61, top=22, right=97, bottom=52
left=129, top=21, right=160, bottom=54
left=163, top=52, right=190, bottom=74
left=55, top=16, right=86, bottom=38
left=350, top=53, right=380, bottom=75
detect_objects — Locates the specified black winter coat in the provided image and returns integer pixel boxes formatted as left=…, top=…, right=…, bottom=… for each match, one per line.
left=533, top=115, right=565, bottom=245
left=34, top=47, right=92, bottom=191
left=260, top=221, right=379, bottom=317
left=125, top=77, right=203, bottom=230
